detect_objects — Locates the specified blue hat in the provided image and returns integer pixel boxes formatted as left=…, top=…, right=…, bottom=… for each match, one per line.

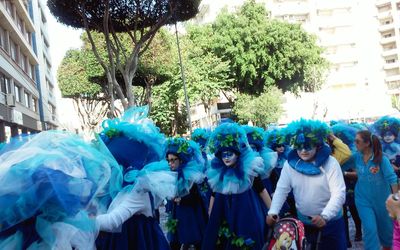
left=284, top=119, right=331, bottom=149
left=191, top=128, right=211, bottom=149
left=264, top=128, right=286, bottom=150
left=207, top=123, right=249, bottom=158
left=331, top=123, right=358, bottom=149
left=242, top=125, right=264, bottom=152
left=373, top=116, right=400, bottom=137
left=165, top=137, right=202, bottom=164
left=99, top=106, right=165, bottom=170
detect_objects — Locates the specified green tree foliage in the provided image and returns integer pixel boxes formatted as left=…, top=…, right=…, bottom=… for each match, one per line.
left=209, top=0, right=328, bottom=95
left=233, top=86, right=283, bottom=127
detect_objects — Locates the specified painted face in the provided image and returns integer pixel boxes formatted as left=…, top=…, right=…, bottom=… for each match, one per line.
left=383, top=132, right=396, bottom=143
left=221, top=150, right=238, bottom=167
left=296, top=146, right=317, bottom=162
left=354, top=134, right=369, bottom=152
left=167, top=154, right=180, bottom=171
left=275, top=144, right=285, bottom=153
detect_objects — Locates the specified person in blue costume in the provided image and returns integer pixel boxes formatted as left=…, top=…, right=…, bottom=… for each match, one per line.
left=267, top=119, right=347, bottom=250
left=202, top=123, right=274, bottom=250
left=331, top=123, right=362, bottom=247
left=0, top=131, right=122, bottom=249
left=264, top=128, right=295, bottom=218
left=192, top=128, right=213, bottom=213
left=95, top=106, right=177, bottom=250
left=373, top=116, right=400, bottom=177
left=165, top=137, right=208, bottom=250
left=351, top=130, right=398, bottom=250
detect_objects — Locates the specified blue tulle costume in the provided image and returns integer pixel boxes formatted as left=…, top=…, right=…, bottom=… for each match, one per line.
left=0, top=131, right=122, bottom=249
left=165, top=137, right=208, bottom=248
left=96, top=106, right=176, bottom=250
left=202, top=123, right=268, bottom=250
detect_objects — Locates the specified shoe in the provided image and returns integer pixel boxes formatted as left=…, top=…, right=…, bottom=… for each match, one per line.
left=354, top=233, right=362, bottom=242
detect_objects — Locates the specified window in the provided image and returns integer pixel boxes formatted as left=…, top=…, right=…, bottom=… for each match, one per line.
left=0, top=26, right=4, bottom=49
left=20, top=54, right=27, bottom=72
left=24, top=92, right=30, bottom=107
left=32, top=98, right=37, bottom=112
left=30, top=64, right=36, bottom=81
left=17, top=17, right=23, bottom=34
left=6, top=1, right=14, bottom=19
left=0, top=73, right=11, bottom=94
left=10, top=39, right=18, bottom=62
left=14, top=85, right=21, bottom=102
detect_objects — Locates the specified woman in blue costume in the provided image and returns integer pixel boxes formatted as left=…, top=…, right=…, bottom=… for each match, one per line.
left=331, top=123, right=362, bottom=247
left=0, top=130, right=122, bottom=249
left=165, top=137, right=208, bottom=250
left=202, top=123, right=272, bottom=250
left=373, top=116, right=400, bottom=177
left=267, top=119, right=347, bottom=250
left=264, top=128, right=295, bottom=217
left=351, top=130, right=398, bottom=250
left=191, top=128, right=213, bottom=212
left=95, top=106, right=177, bottom=250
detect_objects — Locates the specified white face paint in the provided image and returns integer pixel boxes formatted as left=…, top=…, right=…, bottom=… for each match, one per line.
left=297, top=147, right=317, bottom=162
left=384, top=134, right=395, bottom=143
left=221, top=150, right=238, bottom=167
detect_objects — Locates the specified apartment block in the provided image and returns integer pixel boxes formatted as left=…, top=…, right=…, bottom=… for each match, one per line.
left=0, top=0, right=57, bottom=142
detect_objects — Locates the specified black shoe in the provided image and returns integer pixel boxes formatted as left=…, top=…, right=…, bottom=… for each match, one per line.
left=354, top=233, right=362, bottom=242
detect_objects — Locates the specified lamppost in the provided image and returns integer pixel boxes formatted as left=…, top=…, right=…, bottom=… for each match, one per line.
left=174, top=22, right=192, bottom=135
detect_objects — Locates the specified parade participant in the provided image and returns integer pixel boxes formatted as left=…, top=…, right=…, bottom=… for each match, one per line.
left=373, top=116, right=400, bottom=176
left=331, top=123, right=362, bottom=247
left=0, top=131, right=121, bottom=249
left=386, top=191, right=400, bottom=249
left=96, top=106, right=177, bottom=250
left=352, top=130, right=398, bottom=250
left=202, top=123, right=275, bottom=250
left=191, top=128, right=213, bottom=211
left=165, top=137, right=207, bottom=250
left=267, top=119, right=346, bottom=250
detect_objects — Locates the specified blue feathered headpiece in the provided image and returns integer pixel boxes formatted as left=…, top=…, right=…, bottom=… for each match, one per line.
left=284, top=119, right=331, bottom=149
left=165, top=137, right=201, bottom=164
left=191, top=128, right=211, bottom=150
left=331, top=123, right=358, bottom=150
left=207, top=123, right=249, bottom=157
left=264, top=128, right=286, bottom=150
left=242, top=125, right=264, bottom=152
left=98, top=106, right=165, bottom=170
left=373, top=116, right=400, bottom=137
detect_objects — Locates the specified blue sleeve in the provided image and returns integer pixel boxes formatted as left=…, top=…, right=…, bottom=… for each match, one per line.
left=381, top=156, right=398, bottom=185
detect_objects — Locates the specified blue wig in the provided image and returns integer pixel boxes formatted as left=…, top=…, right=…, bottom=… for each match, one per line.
left=242, top=125, right=264, bottom=152
left=264, top=128, right=286, bottom=150
left=331, top=123, right=358, bottom=151
left=284, top=119, right=331, bottom=149
left=99, top=106, right=165, bottom=171
left=191, top=128, right=211, bottom=150
left=373, top=116, right=400, bottom=137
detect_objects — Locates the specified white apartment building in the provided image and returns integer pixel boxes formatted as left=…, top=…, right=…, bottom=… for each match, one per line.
left=0, top=0, right=57, bottom=142
left=191, top=0, right=395, bottom=127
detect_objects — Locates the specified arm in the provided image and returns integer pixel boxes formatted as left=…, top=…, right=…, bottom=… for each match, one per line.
left=321, top=158, right=346, bottom=221
left=381, top=157, right=399, bottom=193
left=259, top=189, right=272, bottom=209
left=331, top=136, right=352, bottom=166
left=208, top=195, right=215, bottom=216
left=96, top=191, right=148, bottom=232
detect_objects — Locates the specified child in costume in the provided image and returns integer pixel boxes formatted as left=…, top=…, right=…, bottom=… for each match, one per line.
left=202, top=123, right=275, bottom=250
left=267, top=119, right=347, bottom=250
left=386, top=191, right=400, bottom=248
left=352, top=130, right=398, bottom=250
left=191, top=128, right=213, bottom=212
left=165, top=137, right=207, bottom=250
left=373, top=116, right=400, bottom=176
left=331, top=123, right=362, bottom=247
left=96, top=106, right=177, bottom=250
left=0, top=131, right=122, bottom=249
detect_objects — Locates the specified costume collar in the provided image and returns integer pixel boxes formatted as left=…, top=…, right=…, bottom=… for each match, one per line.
left=287, top=144, right=331, bottom=175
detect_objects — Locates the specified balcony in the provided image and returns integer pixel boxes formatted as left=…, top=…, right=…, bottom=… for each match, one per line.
left=378, top=22, right=395, bottom=33
left=385, top=74, right=400, bottom=83
left=377, top=10, right=392, bottom=20
left=381, top=36, right=396, bottom=44
left=384, top=61, right=400, bottom=70
left=316, top=1, right=351, bottom=11
left=382, top=48, right=398, bottom=57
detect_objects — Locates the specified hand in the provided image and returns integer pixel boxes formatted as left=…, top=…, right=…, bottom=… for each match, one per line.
left=266, top=214, right=279, bottom=226
left=174, top=197, right=181, bottom=204
left=311, top=215, right=326, bottom=228
left=386, top=192, right=400, bottom=220
left=327, top=134, right=336, bottom=143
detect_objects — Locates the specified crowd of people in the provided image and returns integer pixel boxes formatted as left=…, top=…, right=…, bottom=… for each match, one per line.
left=0, top=106, right=400, bottom=250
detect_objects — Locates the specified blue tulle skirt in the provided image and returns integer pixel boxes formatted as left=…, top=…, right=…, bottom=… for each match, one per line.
left=96, top=214, right=170, bottom=250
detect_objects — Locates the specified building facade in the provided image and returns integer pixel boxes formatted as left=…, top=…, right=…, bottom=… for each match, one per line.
left=0, top=0, right=57, bottom=142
